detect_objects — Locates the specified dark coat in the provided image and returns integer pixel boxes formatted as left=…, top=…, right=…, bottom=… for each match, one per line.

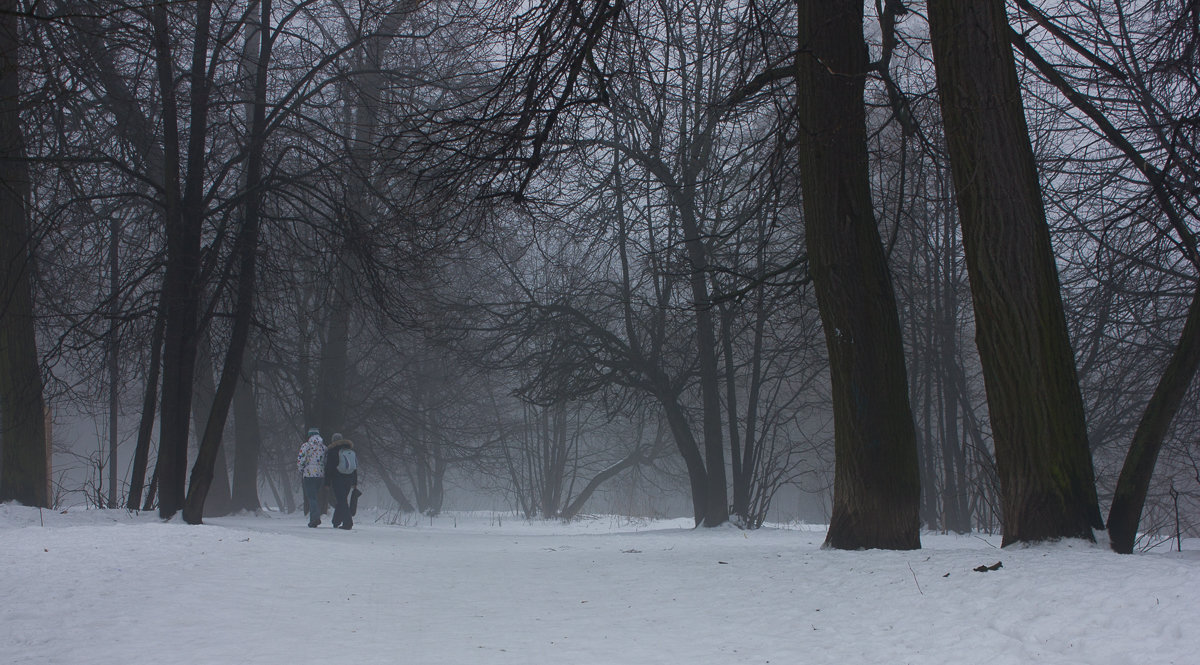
left=324, top=439, right=358, bottom=487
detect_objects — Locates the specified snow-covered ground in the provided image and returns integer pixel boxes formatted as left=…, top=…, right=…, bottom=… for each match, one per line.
left=2, top=503, right=1196, bottom=664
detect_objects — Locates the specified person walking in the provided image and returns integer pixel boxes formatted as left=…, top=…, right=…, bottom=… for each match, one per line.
left=297, top=428, right=327, bottom=528
left=324, top=433, right=358, bottom=530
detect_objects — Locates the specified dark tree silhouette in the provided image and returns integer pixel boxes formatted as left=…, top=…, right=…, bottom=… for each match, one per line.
left=927, top=0, right=1104, bottom=545
left=0, top=0, right=49, bottom=507
left=795, top=0, right=921, bottom=550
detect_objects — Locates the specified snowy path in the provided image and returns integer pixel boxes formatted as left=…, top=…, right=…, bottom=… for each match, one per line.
left=2, top=505, right=1196, bottom=664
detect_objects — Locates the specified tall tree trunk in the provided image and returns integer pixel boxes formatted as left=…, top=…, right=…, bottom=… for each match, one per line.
left=107, top=216, right=120, bottom=508
left=0, top=0, right=49, bottom=507
left=614, top=176, right=711, bottom=527
left=182, top=247, right=257, bottom=523
left=691, top=263, right=729, bottom=528
left=796, top=0, right=921, bottom=550
left=740, top=278, right=768, bottom=525
left=1005, top=0, right=1200, bottom=554
left=226, top=0, right=265, bottom=517
left=192, top=332, right=231, bottom=517
left=658, top=388, right=711, bottom=525
left=127, top=304, right=165, bottom=509
left=182, top=0, right=270, bottom=523
left=153, top=0, right=213, bottom=519
left=938, top=232, right=969, bottom=533
left=927, top=0, right=1103, bottom=545
left=723, top=306, right=746, bottom=521
left=675, top=199, right=728, bottom=527
left=726, top=284, right=767, bottom=526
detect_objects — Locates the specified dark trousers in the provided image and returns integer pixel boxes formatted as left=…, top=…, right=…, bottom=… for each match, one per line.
left=330, top=476, right=354, bottom=528
left=302, top=476, right=323, bottom=523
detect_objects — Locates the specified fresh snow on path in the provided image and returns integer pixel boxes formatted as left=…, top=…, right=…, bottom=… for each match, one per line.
left=1, top=504, right=1196, bottom=664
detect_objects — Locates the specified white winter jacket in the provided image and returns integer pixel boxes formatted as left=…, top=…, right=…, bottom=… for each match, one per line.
left=297, top=435, right=327, bottom=478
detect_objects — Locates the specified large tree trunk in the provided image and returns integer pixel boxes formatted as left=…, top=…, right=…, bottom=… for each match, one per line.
left=0, top=0, right=49, bottom=507
left=927, top=0, right=1103, bottom=545
left=795, top=0, right=921, bottom=550
left=182, top=241, right=258, bottom=524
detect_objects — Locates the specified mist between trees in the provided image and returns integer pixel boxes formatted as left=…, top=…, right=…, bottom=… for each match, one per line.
left=1, top=0, right=1198, bottom=552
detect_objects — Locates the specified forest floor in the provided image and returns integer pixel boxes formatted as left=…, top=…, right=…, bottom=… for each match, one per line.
left=2, top=503, right=1196, bottom=664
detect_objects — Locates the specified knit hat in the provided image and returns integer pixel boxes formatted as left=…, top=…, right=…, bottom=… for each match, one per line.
left=307, top=427, right=320, bottom=436
left=331, top=432, right=344, bottom=442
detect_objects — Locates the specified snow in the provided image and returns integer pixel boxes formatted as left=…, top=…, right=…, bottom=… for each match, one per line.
left=2, top=504, right=1196, bottom=664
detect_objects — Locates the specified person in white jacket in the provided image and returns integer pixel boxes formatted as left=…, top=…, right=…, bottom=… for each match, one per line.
left=297, top=428, right=327, bottom=527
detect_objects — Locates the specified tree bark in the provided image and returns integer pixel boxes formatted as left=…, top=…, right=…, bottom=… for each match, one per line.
left=927, top=0, right=1103, bottom=545
left=676, top=203, right=729, bottom=527
left=127, top=304, right=165, bottom=510
left=796, top=0, right=921, bottom=550
left=658, top=387, right=712, bottom=525
left=1006, top=2, right=1200, bottom=553
left=227, top=0, right=265, bottom=517
left=153, top=0, right=213, bottom=519
left=1108, top=284, right=1200, bottom=553
left=192, top=333, right=231, bottom=517
left=0, top=0, right=49, bottom=507
left=107, top=215, right=120, bottom=508
left=938, top=225, right=970, bottom=533
left=182, top=0, right=270, bottom=523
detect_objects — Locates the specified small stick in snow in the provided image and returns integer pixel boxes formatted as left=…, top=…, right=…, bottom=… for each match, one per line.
left=907, top=562, right=924, bottom=595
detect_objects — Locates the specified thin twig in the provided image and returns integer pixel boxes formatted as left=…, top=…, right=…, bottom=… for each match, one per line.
left=907, top=562, right=924, bottom=595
